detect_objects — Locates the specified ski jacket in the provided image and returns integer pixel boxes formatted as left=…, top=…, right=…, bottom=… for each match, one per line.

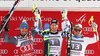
left=71, top=33, right=99, bottom=56
left=4, top=30, right=36, bottom=47
left=34, top=17, right=71, bottom=56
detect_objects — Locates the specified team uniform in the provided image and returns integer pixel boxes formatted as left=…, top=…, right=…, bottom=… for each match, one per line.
left=33, top=11, right=71, bottom=56
left=70, top=23, right=99, bottom=56
left=4, top=20, right=37, bottom=47
left=71, top=34, right=99, bottom=56
left=4, top=20, right=38, bottom=56
left=48, top=31, right=64, bottom=56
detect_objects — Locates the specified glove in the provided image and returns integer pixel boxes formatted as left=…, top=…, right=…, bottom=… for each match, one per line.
left=61, top=9, right=68, bottom=20
left=34, top=9, right=41, bottom=19
left=92, top=22, right=98, bottom=32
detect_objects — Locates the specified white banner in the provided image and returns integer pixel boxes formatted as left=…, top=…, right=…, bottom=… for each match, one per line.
left=0, top=0, right=28, bottom=7
left=0, top=0, right=100, bottom=8
left=29, top=0, right=100, bottom=7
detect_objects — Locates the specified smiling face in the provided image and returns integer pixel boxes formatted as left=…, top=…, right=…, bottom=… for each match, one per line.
left=74, top=27, right=82, bottom=37
left=20, top=28, right=28, bottom=35
left=51, top=23, right=58, bottom=33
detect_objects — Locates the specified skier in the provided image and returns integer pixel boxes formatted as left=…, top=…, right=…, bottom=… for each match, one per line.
left=33, top=9, right=71, bottom=56
left=70, top=23, right=99, bottom=56
left=4, top=19, right=41, bottom=56
left=4, top=20, right=36, bottom=46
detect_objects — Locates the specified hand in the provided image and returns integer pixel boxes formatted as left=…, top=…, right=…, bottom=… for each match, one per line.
left=61, top=9, right=68, bottom=20
left=61, top=9, right=68, bottom=15
left=92, top=22, right=98, bottom=31
left=34, top=9, right=41, bottom=17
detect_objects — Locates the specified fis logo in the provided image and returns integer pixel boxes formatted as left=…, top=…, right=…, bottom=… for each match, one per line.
left=76, top=14, right=86, bottom=24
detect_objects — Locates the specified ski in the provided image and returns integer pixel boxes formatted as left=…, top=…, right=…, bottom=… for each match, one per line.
left=44, top=23, right=50, bottom=56
left=32, top=3, right=37, bottom=29
left=67, top=22, right=73, bottom=56
left=0, top=0, right=20, bottom=34
left=32, top=3, right=37, bottom=12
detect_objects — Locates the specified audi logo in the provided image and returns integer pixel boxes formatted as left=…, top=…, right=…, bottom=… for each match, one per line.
left=14, top=49, right=18, bottom=54
left=0, top=49, right=8, bottom=54
left=19, top=44, right=43, bottom=54
left=85, top=50, right=94, bottom=54
left=83, top=27, right=93, bottom=32
left=33, top=38, right=43, bottom=43
left=33, top=49, right=43, bottom=54
left=20, top=44, right=34, bottom=52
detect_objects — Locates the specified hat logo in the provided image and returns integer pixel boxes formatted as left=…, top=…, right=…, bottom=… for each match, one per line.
left=53, top=20, right=56, bottom=22
left=22, top=25, right=27, bottom=26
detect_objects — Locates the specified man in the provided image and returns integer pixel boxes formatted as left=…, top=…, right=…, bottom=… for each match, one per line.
left=33, top=9, right=71, bottom=56
left=71, top=23, right=99, bottom=56
left=4, top=19, right=39, bottom=56
left=4, top=20, right=36, bottom=46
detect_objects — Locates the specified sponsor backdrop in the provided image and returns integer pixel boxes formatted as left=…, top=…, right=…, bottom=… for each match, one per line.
left=0, top=11, right=100, bottom=56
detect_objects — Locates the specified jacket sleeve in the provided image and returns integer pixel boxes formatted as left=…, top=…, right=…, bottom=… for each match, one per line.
left=61, top=17, right=71, bottom=38
left=85, top=32, right=99, bottom=44
left=4, top=31, right=18, bottom=45
left=32, top=16, right=44, bottom=38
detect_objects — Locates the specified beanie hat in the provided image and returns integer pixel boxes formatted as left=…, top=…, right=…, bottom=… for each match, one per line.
left=50, top=19, right=58, bottom=25
left=20, top=20, right=29, bottom=29
left=74, top=24, right=82, bottom=29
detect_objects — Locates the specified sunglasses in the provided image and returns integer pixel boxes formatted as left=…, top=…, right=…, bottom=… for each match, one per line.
left=51, top=25, right=58, bottom=27
left=74, top=29, right=82, bottom=32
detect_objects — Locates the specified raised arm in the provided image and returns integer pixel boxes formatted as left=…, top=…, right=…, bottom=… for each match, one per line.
left=85, top=22, right=99, bottom=44
left=4, top=24, right=18, bottom=45
left=61, top=9, right=71, bottom=37
left=92, top=22, right=99, bottom=41
left=32, top=9, right=44, bottom=37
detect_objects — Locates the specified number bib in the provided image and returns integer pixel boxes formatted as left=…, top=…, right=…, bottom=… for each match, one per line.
left=71, top=43, right=82, bottom=51
left=49, top=39, right=60, bottom=46
left=48, top=32, right=63, bottom=55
